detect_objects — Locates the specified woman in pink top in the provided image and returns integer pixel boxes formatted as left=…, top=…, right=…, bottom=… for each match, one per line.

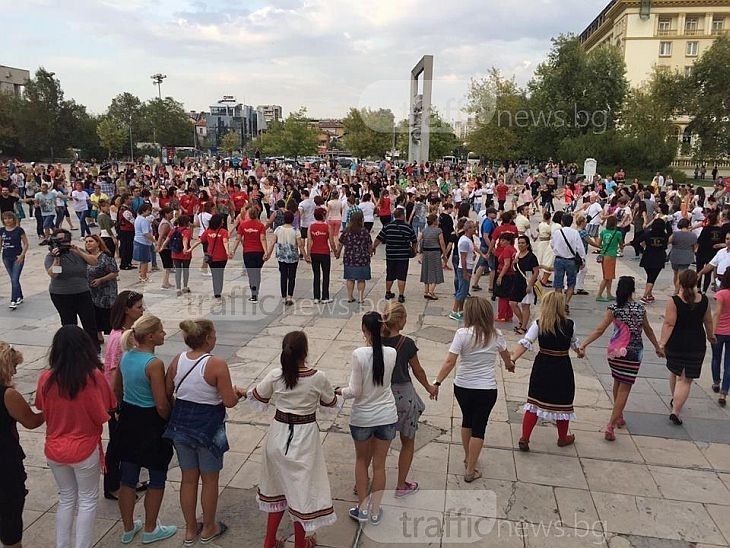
left=711, top=275, right=730, bottom=405
left=102, top=290, right=144, bottom=500
left=35, top=326, right=116, bottom=548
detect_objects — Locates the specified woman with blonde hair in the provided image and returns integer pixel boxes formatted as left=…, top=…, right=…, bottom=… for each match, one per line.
left=434, top=296, right=514, bottom=482
left=382, top=302, right=437, bottom=497
left=659, top=269, right=714, bottom=425
left=114, top=315, right=176, bottom=544
left=0, top=342, right=44, bottom=548
left=511, top=291, right=584, bottom=451
left=164, top=319, right=245, bottom=545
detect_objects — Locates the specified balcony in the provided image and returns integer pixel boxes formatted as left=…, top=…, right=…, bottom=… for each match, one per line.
left=657, top=28, right=677, bottom=36
left=712, top=28, right=729, bottom=36
left=684, top=28, right=704, bottom=36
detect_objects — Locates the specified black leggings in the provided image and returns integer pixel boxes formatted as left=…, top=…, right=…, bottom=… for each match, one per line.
left=49, top=291, right=99, bottom=351
left=644, top=267, right=662, bottom=285
left=696, top=254, right=714, bottom=292
left=278, top=261, right=298, bottom=298
left=311, top=253, right=331, bottom=300
left=118, top=231, right=134, bottom=268
left=453, top=385, right=498, bottom=439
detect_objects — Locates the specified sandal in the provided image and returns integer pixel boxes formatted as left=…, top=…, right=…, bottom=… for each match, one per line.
left=615, top=415, right=626, bottom=428
left=200, top=521, right=228, bottom=544
left=513, top=326, right=526, bottom=335
left=428, top=293, right=438, bottom=300
left=303, top=534, right=317, bottom=548
left=604, top=424, right=616, bottom=441
left=518, top=438, right=530, bottom=452
left=464, top=470, right=482, bottom=483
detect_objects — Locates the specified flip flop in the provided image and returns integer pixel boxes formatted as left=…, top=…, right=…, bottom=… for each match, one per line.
left=464, top=470, right=482, bottom=483
left=200, top=522, right=228, bottom=544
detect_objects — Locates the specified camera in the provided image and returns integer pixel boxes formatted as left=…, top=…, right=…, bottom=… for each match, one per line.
left=48, top=235, right=71, bottom=254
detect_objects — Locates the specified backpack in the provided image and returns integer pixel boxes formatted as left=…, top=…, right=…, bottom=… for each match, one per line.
left=168, top=227, right=184, bottom=253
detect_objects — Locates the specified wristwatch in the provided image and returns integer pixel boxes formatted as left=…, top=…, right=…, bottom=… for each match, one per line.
left=433, top=380, right=441, bottom=386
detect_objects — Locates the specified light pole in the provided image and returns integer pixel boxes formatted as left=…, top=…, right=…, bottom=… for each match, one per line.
left=150, top=73, right=167, bottom=100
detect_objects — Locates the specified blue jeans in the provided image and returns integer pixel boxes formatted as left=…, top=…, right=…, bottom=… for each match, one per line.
left=454, top=267, right=470, bottom=302
left=76, top=210, right=90, bottom=237
left=553, top=256, right=578, bottom=290
left=2, top=256, right=24, bottom=302
left=711, top=334, right=730, bottom=395
left=411, top=219, right=425, bottom=237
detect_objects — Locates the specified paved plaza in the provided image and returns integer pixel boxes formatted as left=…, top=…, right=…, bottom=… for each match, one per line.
left=5, top=218, right=730, bottom=548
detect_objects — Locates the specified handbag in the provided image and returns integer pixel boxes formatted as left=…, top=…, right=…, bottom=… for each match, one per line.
left=558, top=229, right=583, bottom=268
left=203, top=229, right=220, bottom=264
left=597, top=231, right=618, bottom=263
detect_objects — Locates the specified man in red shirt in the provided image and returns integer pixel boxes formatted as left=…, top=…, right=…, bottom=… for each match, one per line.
left=495, top=178, right=510, bottom=211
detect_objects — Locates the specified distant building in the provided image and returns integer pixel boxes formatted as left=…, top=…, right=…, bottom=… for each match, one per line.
left=454, top=117, right=476, bottom=140
left=579, top=0, right=730, bottom=164
left=310, top=119, right=345, bottom=155
left=204, top=96, right=266, bottom=150
left=0, top=65, right=30, bottom=96
left=256, top=104, right=283, bottom=124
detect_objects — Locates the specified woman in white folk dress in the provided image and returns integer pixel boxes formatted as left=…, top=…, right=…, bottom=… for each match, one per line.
left=248, top=331, right=339, bottom=548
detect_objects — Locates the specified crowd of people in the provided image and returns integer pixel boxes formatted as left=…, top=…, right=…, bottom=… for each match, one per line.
left=1, top=155, right=729, bottom=547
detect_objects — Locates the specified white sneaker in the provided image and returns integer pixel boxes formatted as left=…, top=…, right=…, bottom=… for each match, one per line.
left=201, top=270, right=212, bottom=277
left=320, top=298, right=333, bottom=303
left=14, top=297, right=23, bottom=305
left=9, top=300, right=17, bottom=310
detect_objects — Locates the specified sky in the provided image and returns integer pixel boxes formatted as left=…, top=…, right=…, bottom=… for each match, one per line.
left=4, top=0, right=607, bottom=121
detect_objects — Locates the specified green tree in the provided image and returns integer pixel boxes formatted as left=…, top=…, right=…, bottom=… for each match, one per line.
left=260, top=108, right=319, bottom=158
left=140, top=97, right=195, bottom=146
left=395, top=111, right=459, bottom=160
left=686, top=34, right=730, bottom=161
left=0, top=91, right=20, bottom=156
left=219, top=132, right=240, bottom=156
left=106, top=92, right=145, bottom=150
left=341, top=107, right=395, bottom=159
left=97, top=115, right=127, bottom=158
left=464, top=68, right=525, bottom=161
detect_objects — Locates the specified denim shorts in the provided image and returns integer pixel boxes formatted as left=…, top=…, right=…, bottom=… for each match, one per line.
left=119, top=461, right=167, bottom=489
left=553, top=256, right=578, bottom=290
left=174, top=441, right=224, bottom=473
left=349, top=422, right=397, bottom=442
left=455, top=268, right=470, bottom=302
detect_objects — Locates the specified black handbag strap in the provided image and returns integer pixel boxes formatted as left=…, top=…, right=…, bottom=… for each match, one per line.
left=174, top=353, right=211, bottom=395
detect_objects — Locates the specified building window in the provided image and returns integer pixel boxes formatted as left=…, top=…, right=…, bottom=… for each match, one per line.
left=684, top=66, right=693, bottom=78
left=659, top=41, right=672, bottom=56
left=712, top=16, right=725, bottom=34
left=685, top=16, right=701, bottom=35
left=658, top=16, right=671, bottom=31
left=686, top=41, right=698, bottom=56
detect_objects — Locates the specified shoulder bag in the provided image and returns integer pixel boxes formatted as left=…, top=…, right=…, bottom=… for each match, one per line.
left=173, top=353, right=211, bottom=398
left=597, top=230, right=618, bottom=263
left=204, top=229, right=220, bottom=264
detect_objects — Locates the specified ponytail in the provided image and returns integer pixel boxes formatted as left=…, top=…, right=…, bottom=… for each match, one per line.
left=279, top=331, right=308, bottom=390
left=678, top=269, right=698, bottom=309
left=362, top=312, right=385, bottom=386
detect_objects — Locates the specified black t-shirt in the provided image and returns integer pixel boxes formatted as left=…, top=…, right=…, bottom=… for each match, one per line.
left=382, top=335, right=418, bottom=384
left=439, top=213, right=454, bottom=240
left=0, top=194, right=19, bottom=214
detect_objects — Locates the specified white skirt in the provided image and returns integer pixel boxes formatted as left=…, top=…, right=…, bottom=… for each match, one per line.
left=257, top=420, right=337, bottom=532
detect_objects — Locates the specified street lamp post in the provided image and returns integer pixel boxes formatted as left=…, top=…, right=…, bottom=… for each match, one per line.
left=150, top=73, right=167, bottom=100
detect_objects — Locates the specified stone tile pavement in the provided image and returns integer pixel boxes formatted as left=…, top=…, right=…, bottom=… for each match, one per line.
left=3, top=220, right=730, bottom=547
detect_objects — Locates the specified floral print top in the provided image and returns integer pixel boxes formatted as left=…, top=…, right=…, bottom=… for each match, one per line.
left=339, top=228, right=372, bottom=267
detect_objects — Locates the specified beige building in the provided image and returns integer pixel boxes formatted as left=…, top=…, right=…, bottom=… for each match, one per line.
left=0, top=65, right=30, bottom=96
left=579, top=0, right=730, bottom=164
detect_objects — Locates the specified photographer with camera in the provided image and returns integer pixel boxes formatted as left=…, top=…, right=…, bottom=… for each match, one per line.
left=44, top=228, right=100, bottom=350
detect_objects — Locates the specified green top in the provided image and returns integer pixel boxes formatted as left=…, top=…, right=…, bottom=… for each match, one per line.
left=600, top=228, right=621, bottom=257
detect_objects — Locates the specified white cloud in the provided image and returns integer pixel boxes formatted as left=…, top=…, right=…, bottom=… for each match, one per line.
left=4, top=0, right=606, bottom=118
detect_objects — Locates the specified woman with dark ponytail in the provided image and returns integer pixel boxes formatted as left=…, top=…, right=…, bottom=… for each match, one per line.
left=336, top=311, right=397, bottom=526
left=580, top=276, right=663, bottom=441
left=248, top=331, right=339, bottom=548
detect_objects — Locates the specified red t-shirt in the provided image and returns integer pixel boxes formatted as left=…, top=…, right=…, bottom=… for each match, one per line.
left=180, top=194, right=198, bottom=216
left=200, top=228, right=229, bottom=261
left=491, top=223, right=519, bottom=247
left=237, top=219, right=266, bottom=253
left=35, top=368, right=116, bottom=463
left=309, top=221, right=331, bottom=255
left=171, top=227, right=193, bottom=260
left=231, top=191, right=249, bottom=212
left=379, top=196, right=392, bottom=216
left=715, top=289, right=730, bottom=335
left=496, top=244, right=517, bottom=276
left=496, top=184, right=509, bottom=201
left=159, top=196, right=171, bottom=209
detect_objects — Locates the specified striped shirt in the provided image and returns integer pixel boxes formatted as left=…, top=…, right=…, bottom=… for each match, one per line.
left=376, top=220, right=416, bottom=260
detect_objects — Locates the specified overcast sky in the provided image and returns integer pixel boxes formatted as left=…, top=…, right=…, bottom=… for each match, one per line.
left=5, top=0, right=606, bottom=120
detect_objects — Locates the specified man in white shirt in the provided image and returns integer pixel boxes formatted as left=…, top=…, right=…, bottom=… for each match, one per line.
left=550, top=213, right=586, bottom=311
left=297, top=189, right=316, bottom=240
left=583, top=194, right=604, bottom=239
